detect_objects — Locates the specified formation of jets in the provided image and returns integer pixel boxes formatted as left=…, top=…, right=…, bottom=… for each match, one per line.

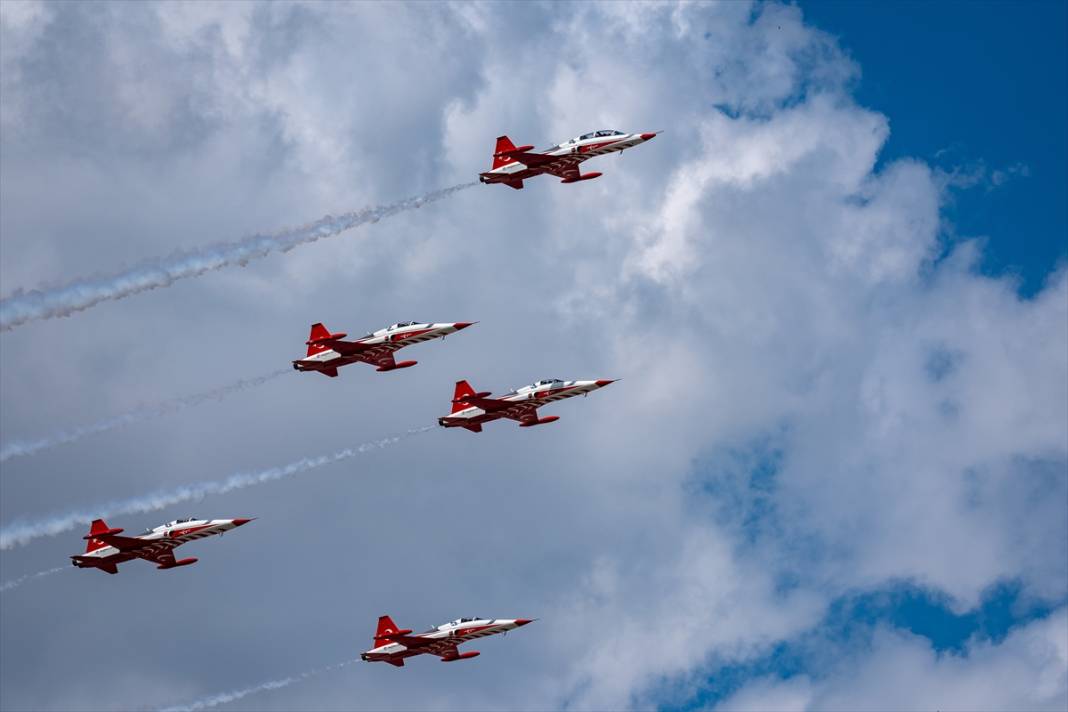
left=60, top=128, right=655, bottom=670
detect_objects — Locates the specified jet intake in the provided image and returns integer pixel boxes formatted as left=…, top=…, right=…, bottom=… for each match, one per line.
left=561, top=172, right=602, bottom=184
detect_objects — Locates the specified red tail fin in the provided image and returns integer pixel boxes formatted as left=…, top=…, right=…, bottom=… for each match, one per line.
left=307, top=323, right=332, bottom=357
left=376, top=615, right=401, bottom=643
left=492, top=135, right=519, bottom=170
left=452, top=380, right=476, bottom=414
left=85, top=519, right=112, bottom=553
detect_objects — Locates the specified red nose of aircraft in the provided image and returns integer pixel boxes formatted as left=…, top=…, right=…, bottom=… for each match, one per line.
left=453, top=322, right=476, bottom=330
left=640, top=132, right=657, bottom=140
left=514, top=619, right=533, bottom=627
left=595, top=379, right=617, bottom=387
left=232, top=518, right=254, bottom=527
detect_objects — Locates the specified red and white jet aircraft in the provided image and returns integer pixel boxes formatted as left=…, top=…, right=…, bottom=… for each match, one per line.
left=438, top=377, right=616, bottom=433
left=361, top=615, right=533, bottom=667
left=479, top=129, right=657, bottom=189
left=292, top=321, right=474, bottom=378
left=71, top=517, right=252, bottom=575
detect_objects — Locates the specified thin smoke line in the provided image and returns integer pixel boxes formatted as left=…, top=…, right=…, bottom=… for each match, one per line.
left=0, top=426, right=435, bottom=550
left=0, top=566, right=68, bottom=593
left=0, top=368, right=292, bottom=463
left=157, top=659, right=359, bottom=712
left=0, top=183, right=476, bottom=331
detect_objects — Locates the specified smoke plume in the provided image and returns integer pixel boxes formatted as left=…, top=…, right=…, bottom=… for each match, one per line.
left=158, top=659, right=358, bottom=712
left=0, top=183, right=476, bottom=331
left=0, top=369, right=291, bottom=463
left=0, top=426, right=434, bottom=549
left=0, top=566, right=68, bottom=593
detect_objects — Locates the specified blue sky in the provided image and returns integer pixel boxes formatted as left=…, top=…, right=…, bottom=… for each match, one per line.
left=0, top=2, right=1065, bottom=711
left=806, top=0, right=1067, bottom=296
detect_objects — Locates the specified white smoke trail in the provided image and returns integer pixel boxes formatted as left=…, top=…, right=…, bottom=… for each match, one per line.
left=0, top=426, right=434, bottom=550
left=0, top=566, right=67, bottom=593
left=0, top=369, right=291, bottom=463
left=0, top=183, right=477, bottom=331
left=158, top=659, right=358, bottom=712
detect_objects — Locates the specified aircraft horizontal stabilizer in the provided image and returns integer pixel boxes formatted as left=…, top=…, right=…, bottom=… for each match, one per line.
left=374, top=628, right=413, bottom=640
left=493, top=144, right=534, bottom=158
left=453, top=391, right=492, bottom=403
left=71, top=556, right=119, bottom=575
left=83, top=527, right=123, bottom=539
left=306, top=331, right=348, bottom=346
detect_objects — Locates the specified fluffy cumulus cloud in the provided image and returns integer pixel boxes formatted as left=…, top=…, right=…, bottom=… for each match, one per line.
left=720, top=610, right=1068, bottom=711
left=1, top=2, right=1064, bottom=711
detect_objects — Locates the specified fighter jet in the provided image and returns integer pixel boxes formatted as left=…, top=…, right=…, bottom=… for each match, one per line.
left=361, top=615, right=533, bottom=667
left=71, top=517, right=253, bottom=575
left=293, top=321, right=475, bottom=378
left=479, top=129, right=658, bottom=189
left=438, top=378, right=616, bottom=433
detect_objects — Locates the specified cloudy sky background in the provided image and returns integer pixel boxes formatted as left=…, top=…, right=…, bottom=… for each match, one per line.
left=1, top=2, right=1065, bottom=710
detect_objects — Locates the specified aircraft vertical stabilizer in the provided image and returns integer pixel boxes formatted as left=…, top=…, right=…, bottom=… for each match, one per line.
left=452, top=381, right=476, bottom=414
left=492, top=136, right=519, bottom=169
left=307, top=323, right=333, bottom=356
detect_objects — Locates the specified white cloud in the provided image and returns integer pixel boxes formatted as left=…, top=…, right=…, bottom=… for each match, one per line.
left=719, top=608, right=1068, bottom=712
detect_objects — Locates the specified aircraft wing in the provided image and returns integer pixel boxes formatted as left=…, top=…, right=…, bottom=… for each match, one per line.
left=93, top=532, right=156, bottom=552
left=384, top=634, right=436, bottom=649
left=396, top=637, right=460, bottom=659
left=367, top=350, right=399, bottom=370
left=432, top=644, right=461, bottom=660
left=505, top=151, right=557, bottom=168
left=497, top=403, right=541, bottom=424
left=542, top=158, right=582, bottom=181
left=147, top=550, right=179, bottom=567
left=96, top=536, right=179, bottom=563
left=324, top=339, right=372, bottom=356
left=454, top=395, right=516, bottom=413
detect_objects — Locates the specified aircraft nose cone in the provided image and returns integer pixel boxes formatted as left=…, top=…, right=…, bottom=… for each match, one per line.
left=640, top=132, right=656, bottom=141
left=232, top=518, right=254, bottom=527
left=453, top=322, right=475, bottom=330
left=595, top=379, right=616, bottom=387
left=514, top=619, right=533, bottom=627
